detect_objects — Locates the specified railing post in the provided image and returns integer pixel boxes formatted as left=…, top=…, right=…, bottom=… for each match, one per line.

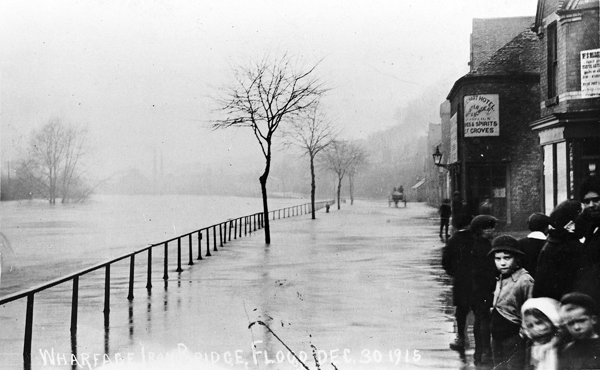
left=163, top=242, right=169, bottom=280
left=249, top=216, right=252, bottom=235
left=219, top=223, right=224, bottom=246
left=176, top=238, right=183, bottom=273
left=234, top=219, right=238, bottom=239
left=23, top=293, right=34, bottom=362
left=104, top=265, right=110, bottom=327
left=147, top=248, right=153, bottom=290
left=212, top=225, right=218, bottom=251
left=254, top=214, right=257, bottom=231
left=128, top=255, right=135, bottom=300
left=229, top=220, right=233, bottom=241
left=244, top=217, right=247, bottom=236
left=239, top=218, right=242, bottom=238
left=221, top=223, right=226, bottom=245
left=197, top=232, right=203, bottom=260
left=188, top=234, right=194, bottom=265
left=71, top=276, right=79, bottom=334
left=206, top=229, right=212, bottom=257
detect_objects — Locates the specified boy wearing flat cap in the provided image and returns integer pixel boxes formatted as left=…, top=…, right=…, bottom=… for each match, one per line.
left=518, top=213, right=551, bottom=279
left=558, top=292, right=600, bottom=370
left=489, top=235, right=534, bottom=370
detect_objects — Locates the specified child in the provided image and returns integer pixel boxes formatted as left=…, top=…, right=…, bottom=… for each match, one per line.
left=558, top=292, right=600, bottom=370
left=518, top=213, right=551, bottom=279
left=522, top=297, right=562, bottom=370
left=488, top=235, right=534, bottom=370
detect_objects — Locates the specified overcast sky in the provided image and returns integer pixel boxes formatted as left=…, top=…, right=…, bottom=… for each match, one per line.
left=0, top=0, right=538, bottom=179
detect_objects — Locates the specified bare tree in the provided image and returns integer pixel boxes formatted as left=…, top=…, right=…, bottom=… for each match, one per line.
left=348, top=150, right=368, bottom=205
left=321, top=140, right=367, bottom=210
left=18, top=117, right=91, bottom=204
left=285, top=103, right=337, bottom=219
left=213, top=54, right=326, bottom=244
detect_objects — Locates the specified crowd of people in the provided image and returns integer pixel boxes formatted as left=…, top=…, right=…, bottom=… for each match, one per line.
left=441, top=176, right=600, bottom=370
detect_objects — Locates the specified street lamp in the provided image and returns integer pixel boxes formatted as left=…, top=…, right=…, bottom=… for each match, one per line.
left=432, top=146, right=448, bottom=168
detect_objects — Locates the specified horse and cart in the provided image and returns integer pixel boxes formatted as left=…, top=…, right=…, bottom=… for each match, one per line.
left=388, top=187, right=407, bottom=208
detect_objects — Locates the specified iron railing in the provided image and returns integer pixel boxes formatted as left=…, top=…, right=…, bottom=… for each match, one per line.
left=0, top=199, right=333, bottom=368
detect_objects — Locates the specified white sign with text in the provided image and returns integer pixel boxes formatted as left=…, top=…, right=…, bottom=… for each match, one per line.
left=581, top=48, right=600, bottom=98
left=464, top=94, right=499, bottom=137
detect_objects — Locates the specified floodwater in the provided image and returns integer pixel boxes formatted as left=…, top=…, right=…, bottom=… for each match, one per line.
left=0, top=194, right=303, bottom=295
left=0, top=197, right=470, bottom=370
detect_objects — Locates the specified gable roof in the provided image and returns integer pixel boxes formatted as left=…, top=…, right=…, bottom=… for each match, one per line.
left=470, top=27, right=540, bottom=76
left=447, top=27, right=540, bottom=100
left=470, top=16, right=535, bottom=71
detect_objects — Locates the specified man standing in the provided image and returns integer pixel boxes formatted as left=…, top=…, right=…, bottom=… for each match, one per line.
left=442, top=214, right=474, bottom=354
left=439, top=198, right=452, bottom=239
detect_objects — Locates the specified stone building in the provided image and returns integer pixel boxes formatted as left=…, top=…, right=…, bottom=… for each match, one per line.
left=443, top=25, right=543, bottom=229
left=530, top=0, right=600, bottom=214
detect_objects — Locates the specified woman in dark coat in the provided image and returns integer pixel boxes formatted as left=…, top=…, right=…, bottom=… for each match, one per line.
left=574, top=176, right=600, bottom=306
left=533, top=200, right=583, bottom=301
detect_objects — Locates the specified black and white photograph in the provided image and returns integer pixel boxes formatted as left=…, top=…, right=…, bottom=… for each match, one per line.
left=2, top=0, right=600, bottom=369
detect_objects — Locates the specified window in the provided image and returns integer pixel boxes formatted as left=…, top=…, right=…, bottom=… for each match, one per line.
left=547, top=22, right=558, bottom=98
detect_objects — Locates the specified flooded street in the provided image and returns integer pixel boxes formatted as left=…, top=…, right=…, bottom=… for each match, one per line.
left=1, top=199, right=469, bottom=370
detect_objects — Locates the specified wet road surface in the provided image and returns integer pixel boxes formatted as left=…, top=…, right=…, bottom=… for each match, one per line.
left=1, top=200, right=478, bottom=370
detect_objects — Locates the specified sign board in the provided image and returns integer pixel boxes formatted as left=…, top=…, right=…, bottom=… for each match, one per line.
left=450, top=113, right=458, bottom=163
left=464, top=94, right=499, bottom=137
left=581, top=48, right=600, bottom=98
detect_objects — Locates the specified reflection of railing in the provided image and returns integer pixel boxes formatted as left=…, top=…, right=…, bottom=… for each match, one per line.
left=0, top=199, right=333, bottom=368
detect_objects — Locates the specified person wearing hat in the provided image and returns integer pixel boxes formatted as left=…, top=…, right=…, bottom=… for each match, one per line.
left=521, top=297, right=563, bottom=370
left=558, top=292, right=600, bottom=370
left=518, top=213, right=551, bottom=279
left=488, top=235, right=534, bottom=370
left=468, top=214, right=499, bottom=364
left=575, top=176, right=600, bottom=308
left=442, top=213, right=474, bottom=353
left=533, top=200, right=583, bottom=301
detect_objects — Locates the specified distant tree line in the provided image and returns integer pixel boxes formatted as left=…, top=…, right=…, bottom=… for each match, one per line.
left=1, top=117, right=95, bottom=203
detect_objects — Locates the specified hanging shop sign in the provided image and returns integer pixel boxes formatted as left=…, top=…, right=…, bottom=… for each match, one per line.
left=581, top=48, right=600, bottom=98
left=464, top=94, right=499, bottom=137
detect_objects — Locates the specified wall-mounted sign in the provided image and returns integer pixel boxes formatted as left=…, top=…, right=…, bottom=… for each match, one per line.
left=581, top=48, right=600, bottom=98
left=450, top=113, right=458, bottom=164
left=464, top=94, right=499, bottom=137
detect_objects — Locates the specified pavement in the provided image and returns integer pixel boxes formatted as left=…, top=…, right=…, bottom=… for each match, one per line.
left=2, top=200, right=474, bottom=370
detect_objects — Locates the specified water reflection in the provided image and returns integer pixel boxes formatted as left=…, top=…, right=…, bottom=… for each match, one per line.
left=70, top=334, right=77, bottom=370
left=128, top=302, right=134, bottom=342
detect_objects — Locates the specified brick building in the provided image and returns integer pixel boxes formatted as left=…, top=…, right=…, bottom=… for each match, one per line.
left=530, top=0, right=600, bottom=214
left=443, top=26, right=543, bottom=229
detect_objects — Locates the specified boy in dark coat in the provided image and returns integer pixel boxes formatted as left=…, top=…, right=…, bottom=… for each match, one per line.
left=533, top=200, right=583, bottom=301
left=517, top=213, right=551, bottom=279
left=442, top=213, right=474, bottom=353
